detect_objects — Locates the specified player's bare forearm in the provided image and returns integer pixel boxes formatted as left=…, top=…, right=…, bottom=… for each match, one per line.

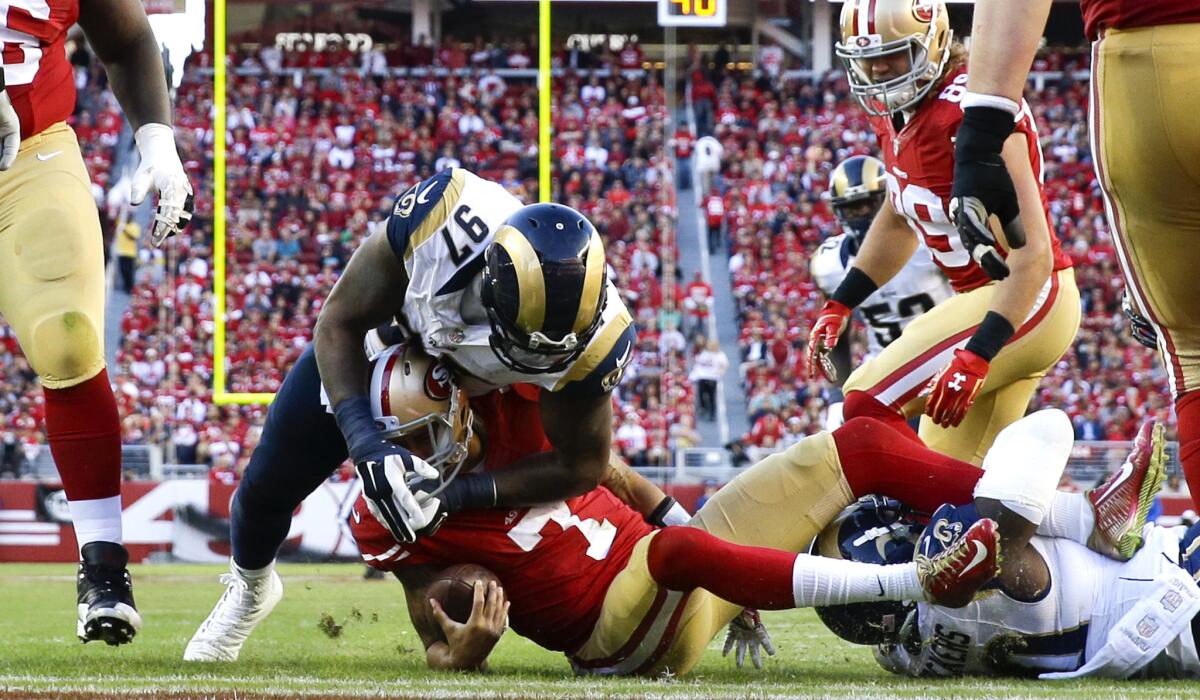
left=602, top=452, right=666, bottom=518
left=986, top=135, right=1054, bottom=329
left=849, top=200, right=919, bottom=288
left=79, top=0, right=171, bottom=129
left=966, top=0, right=1054, bottom=102
left=490, top=391, right=611, bottom=506
left=314, top=231, right=409, bottom=406
left=973, top=497, right=1050, bottom=601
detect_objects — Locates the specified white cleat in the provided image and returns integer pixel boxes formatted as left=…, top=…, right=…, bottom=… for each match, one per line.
left=184, top=564, right=282, bottom=662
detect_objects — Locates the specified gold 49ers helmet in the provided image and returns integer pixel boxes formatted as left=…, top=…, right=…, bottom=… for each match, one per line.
left=835, top=0, right=952, bottom=117
left=369, top=343, right=474, bottom=497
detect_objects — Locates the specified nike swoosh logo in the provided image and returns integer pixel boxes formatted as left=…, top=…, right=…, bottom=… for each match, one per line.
left=36, top=151, right=62, bottom=161
left=959, top=540, right=989, bottom=577
left=875, top=576, right=885, bottom=597
left=615, top=341, right=633, bottom=369
left=416, top=180, right=439, bottom=204
left=352, top=509, right=362, bottom=524
left=1096, top=460, right=1135, bottom=503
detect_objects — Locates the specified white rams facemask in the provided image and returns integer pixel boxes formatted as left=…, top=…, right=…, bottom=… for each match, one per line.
left=369, top=343, right=474, bottom=499
left=835, top=0, right=952, bottom=117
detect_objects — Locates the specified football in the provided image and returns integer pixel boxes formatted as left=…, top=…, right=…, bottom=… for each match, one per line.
left=426, top=563, right=502, bottom=624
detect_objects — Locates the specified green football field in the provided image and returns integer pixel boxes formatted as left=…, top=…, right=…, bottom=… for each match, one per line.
left=0, top=563, right=1194, bottom=699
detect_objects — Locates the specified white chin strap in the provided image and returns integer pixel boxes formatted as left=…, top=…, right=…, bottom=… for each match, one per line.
left=973, top=409, right=1075, bottom=526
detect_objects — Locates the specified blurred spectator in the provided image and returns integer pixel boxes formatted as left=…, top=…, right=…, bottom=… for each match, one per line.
left=115, top=219, right=140, bottom=292
left=616, top=412, right=648, bottom=465
left=690, top=337, right=728, bottom=422
left=694, top=478, right=719, bottom=511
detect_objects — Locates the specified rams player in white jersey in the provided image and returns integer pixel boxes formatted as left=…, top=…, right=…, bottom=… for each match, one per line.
left=819, top=419, right=1200, bottom=679
left=811, top=155, right=951, bottom=426
left=185, top=168, right=641, bottom=661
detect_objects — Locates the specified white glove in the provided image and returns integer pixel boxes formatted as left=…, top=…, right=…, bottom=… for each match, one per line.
left=357, top=452, right=441, bottom=544
left=0, top=88, right=20, bottom=171
left=722, top=609, right=776, bottom=669
left=131, top=123, right=193, bottom=246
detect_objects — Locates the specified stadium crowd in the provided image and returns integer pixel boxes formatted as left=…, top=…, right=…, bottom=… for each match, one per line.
left=0, top=37, right=1177, bottom=480
left=700, top=47, right=1177, bottom=456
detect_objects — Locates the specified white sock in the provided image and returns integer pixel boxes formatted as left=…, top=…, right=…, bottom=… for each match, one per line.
left=1037, top=491, right=1094, bottom=545
left=791, top=554, right=921, bottom=607
left=68, top=495, right=123, bottom=554
left=232, top=559, right=274, bottom=582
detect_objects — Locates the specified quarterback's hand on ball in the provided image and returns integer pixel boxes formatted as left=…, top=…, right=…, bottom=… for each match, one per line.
left=923, top=349, right=989, bottom=428
left=722, top=609, right=776, bottom=669
left=356, top=452, right=441, bottom=544
left=0, top=85, right=20, bottom=171
left=807, top=300, right=852, bottom=382
left=1122, top=293, right=1158, bottom=349
left=131, top=123, right=194, bottom=246
left=429, top=579, right=509, bottom=670
left=950, top=105, right=1025, bottom=281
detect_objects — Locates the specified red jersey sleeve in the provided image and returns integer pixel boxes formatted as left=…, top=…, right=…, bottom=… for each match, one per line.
left=3, top=1, right=79, bottom=139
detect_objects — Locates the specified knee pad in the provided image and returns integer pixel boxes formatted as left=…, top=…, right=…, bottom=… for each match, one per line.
left=29, top=310, right=103, bottom=388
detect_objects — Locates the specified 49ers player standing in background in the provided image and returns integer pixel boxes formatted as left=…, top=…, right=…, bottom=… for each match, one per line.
left=0, top=0, right=193, bottom=645
left=949, top=1, right=1200, bottom=506
left=807, top=0, right=1081, bottom=464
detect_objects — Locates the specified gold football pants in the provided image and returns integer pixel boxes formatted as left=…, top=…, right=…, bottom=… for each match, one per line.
left=0, top=123, right=106, bottom=389
left=1092, top=23, right=1200, bottom=398
left=571, top=432, right=854, bottom=676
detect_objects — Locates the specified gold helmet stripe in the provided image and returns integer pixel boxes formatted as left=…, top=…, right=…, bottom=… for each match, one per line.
left=863, top=156, right=885, bottom=191
left=553, top=310, right=631, bottom=391
left=571, top=232, right=606, bottom=334
left=493, top=224, right=546, bottom=333
left=831, top=162, right=850, bottom=199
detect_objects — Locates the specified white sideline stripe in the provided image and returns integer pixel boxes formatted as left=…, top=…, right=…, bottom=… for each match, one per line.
left=0, top=510, right=36, bottom=521
left=0, top=534, right=59, bottom=545
left=0, top=522, right=60, bottom=533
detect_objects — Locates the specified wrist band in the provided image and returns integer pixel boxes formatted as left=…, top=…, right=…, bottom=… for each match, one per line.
left=830, top=267, right=879, bottom=310
left=961, top=92, right=1020, bottom=116
left=965, top=311, right=1015, bottom=362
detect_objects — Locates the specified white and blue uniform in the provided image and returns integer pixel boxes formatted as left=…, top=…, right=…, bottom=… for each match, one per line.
left=810, top=232, right=953, bottom=359
left=876, top=505, right=1200, bottom=679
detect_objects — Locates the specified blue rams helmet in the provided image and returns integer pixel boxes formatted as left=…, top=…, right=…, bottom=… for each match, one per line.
left=828, top=155, right=887, bottom=246
left=810, top=495, right=920, bottom=644
left=481, top=203, right=608, bottom=374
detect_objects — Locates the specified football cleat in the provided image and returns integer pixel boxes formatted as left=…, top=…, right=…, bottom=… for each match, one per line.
left=184, top=563, right=283, bottom=662
left=916, top=518, right=999, bottom=609
left=77, top=541, right=142, bottom=646
left=1087, top=421, right=1166, bottom=561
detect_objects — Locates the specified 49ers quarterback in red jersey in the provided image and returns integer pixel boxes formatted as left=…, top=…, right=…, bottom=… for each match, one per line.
left=345, top=344, right=1024, bottom=676
left=0, top=0, right=193, bottom=646
left=807, top=0, right=1081, bottom=465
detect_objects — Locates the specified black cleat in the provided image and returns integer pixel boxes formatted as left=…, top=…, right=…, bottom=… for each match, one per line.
left=77, top=542, right=142, bottom=646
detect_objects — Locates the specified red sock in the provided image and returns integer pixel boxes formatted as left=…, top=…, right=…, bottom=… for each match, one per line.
left=43, top=369, right=122, bottom=501
left=1178, top=390, right=1200, bottom=510
left=646, top=526, right=796, bottom=609
left=842, top=390, right=923, bottom=445
left=834, top=417, right=982, bottom=513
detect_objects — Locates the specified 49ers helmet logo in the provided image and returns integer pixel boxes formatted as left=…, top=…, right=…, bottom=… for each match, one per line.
left=912, top=2, right=934, bottom=22
left=424, top=362, right=453, bottom=401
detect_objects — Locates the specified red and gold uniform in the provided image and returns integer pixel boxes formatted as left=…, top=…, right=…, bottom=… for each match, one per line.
left=0, top=0, right=108, bottom=389
left=1081, top=0, right=1200, bottom=505
left=842, top=67, right=1081, bottom=464
left=350, top=388, right=856, bottom=676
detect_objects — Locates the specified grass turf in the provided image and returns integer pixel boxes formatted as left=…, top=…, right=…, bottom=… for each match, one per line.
left=0, top=563, right=1194, bottom=699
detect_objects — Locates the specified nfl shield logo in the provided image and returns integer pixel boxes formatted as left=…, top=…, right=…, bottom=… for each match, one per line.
left=1136, top=616, right=1159, bottom=639
left=1161, top=589, right=1184, bottom=613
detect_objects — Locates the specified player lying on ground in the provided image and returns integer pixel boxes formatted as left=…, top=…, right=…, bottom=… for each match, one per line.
left=0, top=0, right=193, bottom=645
left=808, top=0, right=1081, bottom=465
left=186, top=172, right=642, bottom=661
left=820, top=421, right=1200, bottom=679
left=347, top=348, right=1158, bottom=676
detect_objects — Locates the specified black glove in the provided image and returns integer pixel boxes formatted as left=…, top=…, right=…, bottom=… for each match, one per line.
left=950, top=105, right=1025, bottom=281
left=406, top=472, right=498, bottom=538
left=1122, top=293, right=1158, bottom=349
